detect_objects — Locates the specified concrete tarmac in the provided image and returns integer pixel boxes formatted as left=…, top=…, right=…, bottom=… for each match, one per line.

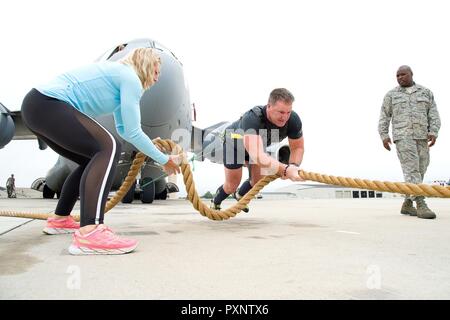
left=1, top=197, right=449, bottom=299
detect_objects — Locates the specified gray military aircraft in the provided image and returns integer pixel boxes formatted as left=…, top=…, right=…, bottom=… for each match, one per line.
left=0, top=38, right=291, bottom=204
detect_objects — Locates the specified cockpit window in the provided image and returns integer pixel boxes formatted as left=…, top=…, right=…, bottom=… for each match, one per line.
left=154, top=41, right=182, bottom=65
left=96, top=39, right=164, bottom=62
left=107, top=43, right=128, bottom=59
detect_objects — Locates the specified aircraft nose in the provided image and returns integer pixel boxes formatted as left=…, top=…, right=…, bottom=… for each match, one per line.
left=138, top=50, right=189, bottom=128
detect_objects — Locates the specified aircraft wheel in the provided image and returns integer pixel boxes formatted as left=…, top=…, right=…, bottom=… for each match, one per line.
left=156, top=188, right=168, bottom=200
left=43, top=184, right=56, bottom=199
left=140, top=177, right=155, bottom=204
left=122, top=182, right=136, bottom=204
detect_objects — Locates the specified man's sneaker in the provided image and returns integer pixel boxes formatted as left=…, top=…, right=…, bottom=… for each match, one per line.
left=43, top=216, right=80, bottom=235
left=232, top=192, right=250, bottom=213
left=210, top=200, right=221, bottom=211
left=68, top=224, right=138, bottom=255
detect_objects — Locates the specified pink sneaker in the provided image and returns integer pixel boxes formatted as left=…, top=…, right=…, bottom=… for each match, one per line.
left=68, top=224, right=138, bottom=255
left=43, top=216, right=80, bottom=235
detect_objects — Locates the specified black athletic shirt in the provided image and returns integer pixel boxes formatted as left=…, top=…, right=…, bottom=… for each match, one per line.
left=226, top=105, right=303, bottom=147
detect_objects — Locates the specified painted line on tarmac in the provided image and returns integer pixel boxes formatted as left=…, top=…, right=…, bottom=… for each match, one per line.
left=336, top=230, right=360, bottom=235
left=0, top=219, right=34, bottom=236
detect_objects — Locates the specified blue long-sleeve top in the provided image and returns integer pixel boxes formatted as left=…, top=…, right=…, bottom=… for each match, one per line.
left=35, top=61, right=169, bottom=165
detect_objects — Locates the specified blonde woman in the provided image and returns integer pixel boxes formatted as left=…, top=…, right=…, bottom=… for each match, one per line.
left=21, top=48, right=181, bottom=255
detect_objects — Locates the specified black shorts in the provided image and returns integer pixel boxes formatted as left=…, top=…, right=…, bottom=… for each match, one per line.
left=222, top=139, right=250, bottom=170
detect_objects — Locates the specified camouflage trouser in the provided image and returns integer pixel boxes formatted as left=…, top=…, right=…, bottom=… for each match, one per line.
left=395, top=139, right=430, bottom=201
left=6, top=186, right=14, bottom=198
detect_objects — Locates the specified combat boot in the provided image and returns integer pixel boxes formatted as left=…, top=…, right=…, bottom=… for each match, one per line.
left=415, top=198, right=436, bottom=219
left=400, top=199, right=417, bottom=216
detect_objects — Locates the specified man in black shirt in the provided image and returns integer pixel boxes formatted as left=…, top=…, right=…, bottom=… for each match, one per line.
left=211, top=88, right=305, bottom=211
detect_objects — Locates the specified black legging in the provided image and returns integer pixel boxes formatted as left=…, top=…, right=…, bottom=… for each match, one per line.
left=21, top=89, right=121, bottom=227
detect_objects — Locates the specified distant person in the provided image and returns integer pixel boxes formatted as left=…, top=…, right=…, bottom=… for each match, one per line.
left=21, top=48, right=182, bottom=255
left=378, top=65, right=441, bottom=219
left=6, top=174, right=16, bottom=198
left=210, top=88, right=305, bottom=212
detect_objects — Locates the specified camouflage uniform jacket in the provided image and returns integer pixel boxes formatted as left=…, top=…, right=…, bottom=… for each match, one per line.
left=378, top=83, right=441, bottom=142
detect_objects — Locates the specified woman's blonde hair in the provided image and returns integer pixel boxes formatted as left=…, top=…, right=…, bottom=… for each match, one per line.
left=120, top=48, right=161, bottom=90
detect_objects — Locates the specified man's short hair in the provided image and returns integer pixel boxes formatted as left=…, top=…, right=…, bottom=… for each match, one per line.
left=268, top=88, right=295, bottom=105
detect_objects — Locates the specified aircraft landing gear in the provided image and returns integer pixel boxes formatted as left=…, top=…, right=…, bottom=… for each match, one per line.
left=120, top=178, right=155, bottom=204
left=121, top=181, right=136, bottom=204
left=140, top=177, right=155, bottom=204
left=43, top=184, right=56, bottom=199
left=155, top=188, right=167, bottom=200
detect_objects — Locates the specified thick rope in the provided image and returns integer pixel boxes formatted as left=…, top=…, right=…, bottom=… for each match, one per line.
left=1, top=139, right=450, bottom=221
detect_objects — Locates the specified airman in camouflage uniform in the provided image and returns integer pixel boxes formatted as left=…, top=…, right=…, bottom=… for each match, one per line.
left=378, top=65, right=441, bottom=219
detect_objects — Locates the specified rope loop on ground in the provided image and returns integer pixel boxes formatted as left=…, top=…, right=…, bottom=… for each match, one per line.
left=1, top=139, right=450, bottom=221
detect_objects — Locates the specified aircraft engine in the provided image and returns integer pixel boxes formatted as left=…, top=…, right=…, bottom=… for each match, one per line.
left=266, top=143, right=291, bottom=165
left=0, top=102, right=15, bottom=149
left=276, top=145, right=291, bottom=164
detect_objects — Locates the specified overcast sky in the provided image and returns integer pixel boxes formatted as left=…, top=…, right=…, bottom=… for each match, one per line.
left=1, top=0, right=449, bottom=196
